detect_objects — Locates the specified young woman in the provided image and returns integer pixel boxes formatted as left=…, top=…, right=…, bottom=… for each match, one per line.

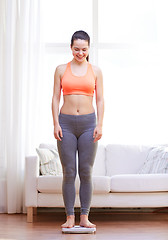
left=52, top=30, right=104, bottom=228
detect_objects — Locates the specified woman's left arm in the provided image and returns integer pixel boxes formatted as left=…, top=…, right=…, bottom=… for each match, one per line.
left=93, top=66, right=104, bottom=143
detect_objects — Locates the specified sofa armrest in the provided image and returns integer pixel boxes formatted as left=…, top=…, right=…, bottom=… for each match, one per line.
left=25, top=156, right=39, bottom=207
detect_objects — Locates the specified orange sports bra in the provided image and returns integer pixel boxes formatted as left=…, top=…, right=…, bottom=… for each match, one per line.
left=61, top=62, right=96, bottom=96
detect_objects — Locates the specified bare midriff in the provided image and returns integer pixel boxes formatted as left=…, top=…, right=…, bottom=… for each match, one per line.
left=60, top=95, right=95, bottom=115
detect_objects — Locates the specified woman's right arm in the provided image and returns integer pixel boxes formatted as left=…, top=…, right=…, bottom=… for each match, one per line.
left=52, top=66, right=63, bottom=141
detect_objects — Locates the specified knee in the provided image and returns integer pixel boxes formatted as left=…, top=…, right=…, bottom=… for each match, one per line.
left=79, top=166, right=92, bottom=182
left=63, top=167, right=76, bottom=183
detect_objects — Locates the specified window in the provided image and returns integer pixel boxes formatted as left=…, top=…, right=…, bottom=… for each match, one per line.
left=99, top=0, right=157, bottom=43
left=41, top=0, right=168, bottom=145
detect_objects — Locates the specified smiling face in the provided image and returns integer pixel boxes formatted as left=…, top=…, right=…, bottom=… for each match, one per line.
left=71, top=39, right=89, bottom=63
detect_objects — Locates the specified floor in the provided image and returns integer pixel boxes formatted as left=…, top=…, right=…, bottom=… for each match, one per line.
left=0, top=211, right=168, bottom=240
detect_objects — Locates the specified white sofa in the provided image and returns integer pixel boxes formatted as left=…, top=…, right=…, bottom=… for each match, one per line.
left=25, top=143, right=168, bottom=222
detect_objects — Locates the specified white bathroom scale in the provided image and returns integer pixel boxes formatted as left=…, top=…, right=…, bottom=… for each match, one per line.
left=62, top=225, right=96, bottom=234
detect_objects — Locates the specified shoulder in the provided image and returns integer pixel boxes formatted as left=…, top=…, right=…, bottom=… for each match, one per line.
left=55, top=63, right=68, bottom=78
left=90, top=64, right=103, bottom=79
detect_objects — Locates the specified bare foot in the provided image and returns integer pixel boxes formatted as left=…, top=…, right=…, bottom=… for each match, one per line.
left=79, top=215, right=96, bottom=228
left=61, top=215, right=75, bottom=228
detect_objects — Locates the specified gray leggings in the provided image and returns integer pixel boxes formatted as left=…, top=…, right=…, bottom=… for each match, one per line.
left=57, top=112, right=98, bottom=216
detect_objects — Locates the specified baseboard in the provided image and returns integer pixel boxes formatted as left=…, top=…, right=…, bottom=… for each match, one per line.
left=37, top=207, right=168, bottom=213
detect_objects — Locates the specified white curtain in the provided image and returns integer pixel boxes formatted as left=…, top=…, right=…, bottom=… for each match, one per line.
left=0, top=0, right=44, bottom=213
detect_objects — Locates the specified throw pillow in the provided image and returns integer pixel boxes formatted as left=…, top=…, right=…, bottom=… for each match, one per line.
left=138, top=146, right=168, bottom=174
left=36, top=148, right=63, bottom=176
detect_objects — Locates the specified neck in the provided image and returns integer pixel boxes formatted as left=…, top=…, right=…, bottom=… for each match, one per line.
left=72, top=58, right=88, bottom=66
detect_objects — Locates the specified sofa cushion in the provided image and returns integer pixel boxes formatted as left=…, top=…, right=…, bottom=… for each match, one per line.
left=138, top=146, right=168, bottom=174
left=37, top=176, right=111, bottom=194
left=106, top=144, right=151, bottom=176
left=36, top=148, right=63, bottom=176
left=92, top=176, right=111, bottom=193
left=110, top=174, right=168, bottom=192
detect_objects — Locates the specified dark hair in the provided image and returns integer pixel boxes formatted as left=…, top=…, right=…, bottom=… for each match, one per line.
left=71, top=30, right=90, bottom=62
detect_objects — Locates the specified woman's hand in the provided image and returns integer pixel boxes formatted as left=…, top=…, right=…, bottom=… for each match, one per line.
left=54, top=124, right=63, bottom=141
left=93, top=125, right=102, bottom=143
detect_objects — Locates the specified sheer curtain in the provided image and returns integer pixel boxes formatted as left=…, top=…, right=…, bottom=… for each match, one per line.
left=0, top=0, right=44, bottom=213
